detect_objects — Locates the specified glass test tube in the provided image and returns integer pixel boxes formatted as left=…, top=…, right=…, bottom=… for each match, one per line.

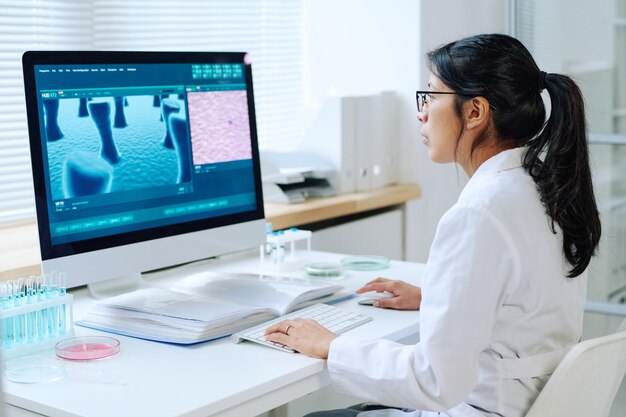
left=1, top=281, right=14, bottom=349
left=58, top=272, right=67, bottom=335
left=26, top=276, right=36, bottom=343
left=47, top=271, right=59, bottom=338
left=36, top=274, right=47, bottom=341
left=14, top=279, right=26, bottom=344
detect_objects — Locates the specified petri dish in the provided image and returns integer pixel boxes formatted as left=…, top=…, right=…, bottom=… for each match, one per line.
left=4, top=356, right=66, bottom=384
left=55, top=336, right=120, bottom=361
left=306, top=262, right=344, bottom=279
left=341, top=255, right=390, bottom=271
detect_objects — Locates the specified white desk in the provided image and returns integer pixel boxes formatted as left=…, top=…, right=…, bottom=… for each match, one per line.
left=3, top=251, right=425, bottom=417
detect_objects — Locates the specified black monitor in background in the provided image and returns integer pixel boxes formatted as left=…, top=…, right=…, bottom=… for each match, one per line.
left=22, top=51, right=266, bottom=297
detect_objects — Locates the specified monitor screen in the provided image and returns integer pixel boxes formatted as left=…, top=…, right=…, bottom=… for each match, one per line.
left=22, top=51, right=266, bottom=293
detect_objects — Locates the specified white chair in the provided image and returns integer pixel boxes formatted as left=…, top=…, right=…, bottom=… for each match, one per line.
left=525, top=318, right=626, bottom=417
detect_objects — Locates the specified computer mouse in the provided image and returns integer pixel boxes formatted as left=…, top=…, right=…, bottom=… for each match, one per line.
left=357, top=292, right=394, bottom=306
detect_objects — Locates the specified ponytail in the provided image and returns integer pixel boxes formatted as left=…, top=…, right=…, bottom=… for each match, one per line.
left=523, top=74, right=601, bottom=277
left=427, top=34, right=601, bottom=277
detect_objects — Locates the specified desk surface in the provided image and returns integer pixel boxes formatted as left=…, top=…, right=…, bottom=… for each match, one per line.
left=0, top=184, right=421, bottom=281
left=3, top=251, right=424, bottom=417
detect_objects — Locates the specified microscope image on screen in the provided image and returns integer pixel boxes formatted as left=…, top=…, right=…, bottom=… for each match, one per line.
left=187, top=90, right=252, bottom=165
left=44, top=94, right=191, bottom=200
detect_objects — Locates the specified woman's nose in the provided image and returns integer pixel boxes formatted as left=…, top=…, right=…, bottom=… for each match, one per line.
left=417, top=109, right=427, bottom=123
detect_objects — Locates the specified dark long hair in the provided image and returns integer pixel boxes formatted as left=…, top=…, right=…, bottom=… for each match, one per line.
left=427, top=33, right=601, bottom=278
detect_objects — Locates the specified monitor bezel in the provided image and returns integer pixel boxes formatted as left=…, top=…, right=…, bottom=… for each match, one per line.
left=22, top=50, right=265, bottom=262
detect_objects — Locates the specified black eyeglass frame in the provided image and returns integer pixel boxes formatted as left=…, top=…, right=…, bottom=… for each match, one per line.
left=416, top=91, right=463, bottom=112
left=415, top=90, right=496, bottom=112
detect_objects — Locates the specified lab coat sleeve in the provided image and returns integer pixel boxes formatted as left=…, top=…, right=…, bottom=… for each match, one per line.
left=327, top=204, right=521, bottom=411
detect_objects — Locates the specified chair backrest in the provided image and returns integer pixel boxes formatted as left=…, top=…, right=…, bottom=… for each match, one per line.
left=525, top=318, right=626, bottom=417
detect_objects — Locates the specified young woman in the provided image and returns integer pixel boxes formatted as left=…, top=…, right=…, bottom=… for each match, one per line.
left=266, top=33, right=601, bottom=417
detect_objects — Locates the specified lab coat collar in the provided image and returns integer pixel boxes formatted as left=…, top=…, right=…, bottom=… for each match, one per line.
left=459, top=147, right=526, bottom=202
left=471, top=147, right=526, bottom=178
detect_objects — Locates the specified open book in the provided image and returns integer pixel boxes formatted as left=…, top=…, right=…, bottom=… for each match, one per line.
left=77, top=272, right=350, bottom=344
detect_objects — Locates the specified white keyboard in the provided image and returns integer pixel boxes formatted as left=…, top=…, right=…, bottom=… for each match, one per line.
left=231, top=303, right=372, bottom=352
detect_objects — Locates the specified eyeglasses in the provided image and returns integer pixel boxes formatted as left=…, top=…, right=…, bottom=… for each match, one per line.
left=416, top=90, right=496, bottom=112
left=415, top=91, right=460, bottom=112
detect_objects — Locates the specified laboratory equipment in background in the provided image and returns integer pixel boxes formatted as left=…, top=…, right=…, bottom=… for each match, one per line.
left=0, top=271, right=74, bottom=360
left=341, top=255, right=390, bottom=271
left=261, top=151, right=336, bottom=204
left=299, top=91, right=398, bottom=194
left=305, top=262, right=344, bottom=279
left=260, top=227, right=312, bottom=273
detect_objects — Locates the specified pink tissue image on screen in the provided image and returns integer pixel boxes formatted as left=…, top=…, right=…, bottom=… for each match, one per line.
left=187, top=90, right=253, bottom=165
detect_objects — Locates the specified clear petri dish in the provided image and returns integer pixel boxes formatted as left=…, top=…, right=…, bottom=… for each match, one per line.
left=4, top=356, right=66, bottom=384
left=341, top=255, right=390, bottom=271
left=306, top=262, right=344, bottom=279
left=55, top=336, right=120, bottom=361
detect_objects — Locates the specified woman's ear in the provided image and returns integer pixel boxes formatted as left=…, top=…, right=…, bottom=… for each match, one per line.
left=464, top=96, right=491, bottom=130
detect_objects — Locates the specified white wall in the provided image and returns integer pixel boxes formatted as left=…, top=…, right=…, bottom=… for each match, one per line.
left=302, top=0, right=420, bottom=113
left=303, top=0, right=506, bottom=262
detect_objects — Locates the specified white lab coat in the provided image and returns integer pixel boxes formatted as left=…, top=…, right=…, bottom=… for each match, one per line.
left=327, top=147, right=587, bottom=417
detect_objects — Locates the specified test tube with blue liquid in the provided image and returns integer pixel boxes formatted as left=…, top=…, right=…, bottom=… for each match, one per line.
left=14, top=279, right=26, bottom=344
left=1, top=282, right=14, bottom=349
left=26, top=276, right=36, bottom=343
left=58, top=272, right=67, bottom=335
left=46, top=271, right=59, bottom=338
left=36, top=274, right=47, bottom=341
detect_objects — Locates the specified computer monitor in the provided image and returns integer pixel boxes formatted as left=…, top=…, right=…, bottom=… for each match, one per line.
left=22, top=51, right=266, bottom=296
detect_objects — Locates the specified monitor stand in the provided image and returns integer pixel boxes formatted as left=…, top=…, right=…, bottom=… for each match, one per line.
left=87, top=273, right=143, bottom=299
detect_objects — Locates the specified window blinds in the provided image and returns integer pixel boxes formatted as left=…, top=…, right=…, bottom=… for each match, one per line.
left=0, top=0, right=302, bottom=223
left=513, top=0, right=563, bottom=73
left=0, top=1, right=92, bottom=222
left=92, top=0, right=303, bottom=152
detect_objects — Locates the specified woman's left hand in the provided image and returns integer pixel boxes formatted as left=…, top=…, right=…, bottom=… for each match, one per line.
left=265, top=319, right=339, bottom=359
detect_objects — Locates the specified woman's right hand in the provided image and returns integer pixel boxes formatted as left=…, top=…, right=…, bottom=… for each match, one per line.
left=356, top=277, right=422, bottom=310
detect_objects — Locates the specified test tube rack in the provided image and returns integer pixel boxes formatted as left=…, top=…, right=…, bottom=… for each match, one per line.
left=260, top=228, right=312, bottom=272
left=0, top=293, right=75, bottom=360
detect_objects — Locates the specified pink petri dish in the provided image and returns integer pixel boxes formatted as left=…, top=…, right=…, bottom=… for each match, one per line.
left=55, top=336, right=120, bottom=361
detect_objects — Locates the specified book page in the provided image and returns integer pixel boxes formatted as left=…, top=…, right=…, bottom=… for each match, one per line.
left=170, top=271, right=343, bottom=315
left=94, top=287, right=270, bottom=322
